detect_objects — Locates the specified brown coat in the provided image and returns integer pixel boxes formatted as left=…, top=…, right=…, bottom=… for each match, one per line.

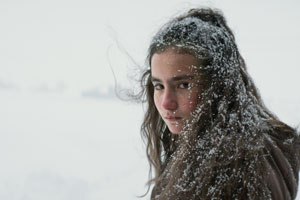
left=264, top=127, right=300, bottom=200
left=151, top=126, right=300, bottom=200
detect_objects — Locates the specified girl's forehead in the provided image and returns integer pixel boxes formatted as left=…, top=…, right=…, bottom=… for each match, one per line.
left=151, top=49, right=199, bottom=66
left=151, top=51, right=203, bottom=80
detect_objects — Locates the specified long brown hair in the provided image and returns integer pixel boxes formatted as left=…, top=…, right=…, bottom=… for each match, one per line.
left=137, top=8, right=298, bottom=199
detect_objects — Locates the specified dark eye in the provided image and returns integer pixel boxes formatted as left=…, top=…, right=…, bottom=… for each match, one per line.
left=153, top=83, right=164, bottom=90
left=178, top=82, right=190, bottom=89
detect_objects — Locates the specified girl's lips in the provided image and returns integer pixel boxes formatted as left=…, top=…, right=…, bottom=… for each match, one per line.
left=165, top=116, right=182, bottom=122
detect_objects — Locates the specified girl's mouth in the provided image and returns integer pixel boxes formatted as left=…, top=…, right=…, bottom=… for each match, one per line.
left=165, top=116, right=182, bottom=122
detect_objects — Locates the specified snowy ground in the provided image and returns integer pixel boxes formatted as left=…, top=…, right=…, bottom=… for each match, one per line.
left=0, top=90, right=150, bottom=200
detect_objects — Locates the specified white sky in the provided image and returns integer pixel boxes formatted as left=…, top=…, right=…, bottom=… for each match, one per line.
left=2, top=0, right=299, bottom=124
left=1, top=0, right=300, bottom=95
left=0, top=0, right=300, bottom=199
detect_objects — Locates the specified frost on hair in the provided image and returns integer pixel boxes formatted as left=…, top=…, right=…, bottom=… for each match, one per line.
left=142, top=8, right=300, bottom=200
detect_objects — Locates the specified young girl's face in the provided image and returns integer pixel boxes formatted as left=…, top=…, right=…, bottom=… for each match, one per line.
left=151, top=48, right=203, bottom=134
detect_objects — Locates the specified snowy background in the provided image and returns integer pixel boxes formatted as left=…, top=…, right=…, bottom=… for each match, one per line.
left=0, top=0, right=300, bottom=199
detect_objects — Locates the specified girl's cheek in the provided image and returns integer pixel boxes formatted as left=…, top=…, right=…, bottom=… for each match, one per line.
left=153, top=95, right=161, bottom=111
left=187, top=93, right=200, bottom=110
left=182, top=98, right=196, bottom=110
left=187, top=100, right=197, bottom=110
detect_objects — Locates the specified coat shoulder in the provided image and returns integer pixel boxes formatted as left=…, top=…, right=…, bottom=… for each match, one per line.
left=263, top=121, right=300, bottom=200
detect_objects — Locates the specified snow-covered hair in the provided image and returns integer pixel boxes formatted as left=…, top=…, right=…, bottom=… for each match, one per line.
left=138, top=8, right=298, bottom=199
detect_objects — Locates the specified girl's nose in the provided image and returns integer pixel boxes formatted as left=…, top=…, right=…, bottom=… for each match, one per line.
left=162, top=90, right=178, bottom=111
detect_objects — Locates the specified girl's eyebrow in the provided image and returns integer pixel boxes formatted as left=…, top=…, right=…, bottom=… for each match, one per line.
left=151, top=77, right=161, bottom=82
left=151, top=75, right=194, bottom=82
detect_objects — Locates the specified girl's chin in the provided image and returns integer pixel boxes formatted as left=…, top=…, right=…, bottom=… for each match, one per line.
left=170, top=131, right=181, bottom=134
left=168, top=126, right=183, bottom=134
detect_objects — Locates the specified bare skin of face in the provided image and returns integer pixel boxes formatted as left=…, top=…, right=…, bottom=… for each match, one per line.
left=151, top=48, right=203, bottom=134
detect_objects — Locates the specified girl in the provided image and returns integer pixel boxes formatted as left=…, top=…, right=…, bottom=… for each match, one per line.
left=138, top=8, right=300, bottom=199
